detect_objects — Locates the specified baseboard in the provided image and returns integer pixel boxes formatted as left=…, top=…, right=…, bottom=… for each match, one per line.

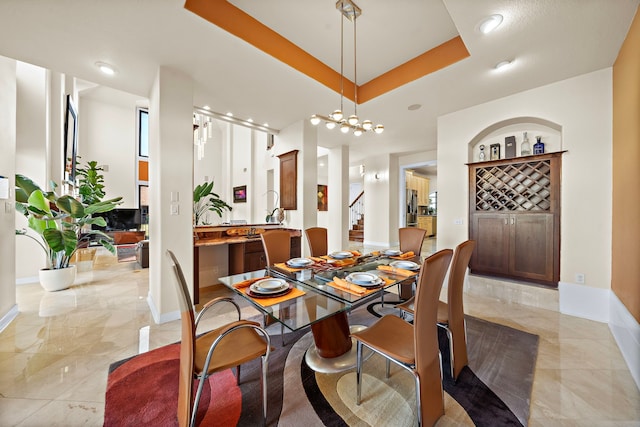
left=609, top=293, right=640, bottom=391
left=0, top=304, right=19, bottom=333
left=16, top=276, right=39, bottom=285
left=558, top=281, right=610, bottom=323
left=146, top=292, right=180, bottom=324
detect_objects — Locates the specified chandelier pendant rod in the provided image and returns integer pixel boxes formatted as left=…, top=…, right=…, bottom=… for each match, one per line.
left=353, top=12, right=358, bottom=120
left=340, top=10, right=344, bottom=116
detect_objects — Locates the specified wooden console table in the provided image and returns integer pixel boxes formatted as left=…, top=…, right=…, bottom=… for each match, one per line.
left=109, top=230, right=146, bottom=245
left=193, top=224, right=301, bottom=303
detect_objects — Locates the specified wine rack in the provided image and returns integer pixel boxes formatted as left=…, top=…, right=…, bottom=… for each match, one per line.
left=474, top=160, right=551, bottom=211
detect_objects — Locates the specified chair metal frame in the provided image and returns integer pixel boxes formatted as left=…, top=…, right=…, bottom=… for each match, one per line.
left=167, top=250, right=271, bottom=427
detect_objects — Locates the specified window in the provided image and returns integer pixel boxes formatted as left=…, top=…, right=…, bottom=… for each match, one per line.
left=138, top=108, right=149, bottom=158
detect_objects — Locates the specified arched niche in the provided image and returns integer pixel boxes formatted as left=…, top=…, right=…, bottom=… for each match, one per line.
left=467, top=116, right=562, bottom=163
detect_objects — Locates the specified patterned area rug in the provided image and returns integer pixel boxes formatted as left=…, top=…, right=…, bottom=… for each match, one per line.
left=104, top=296, right=538, bottom=426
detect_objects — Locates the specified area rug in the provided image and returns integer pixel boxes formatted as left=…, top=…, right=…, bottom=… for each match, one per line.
left=104, top=297, right=538, bottom=426
left=116, top=244, right=137, bottom=263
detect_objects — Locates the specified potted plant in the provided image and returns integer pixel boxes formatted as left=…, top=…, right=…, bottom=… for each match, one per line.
left=15, top=174, right=122, bottom=291
left=193, top=181, right=232, bottom=226
left=263, top=190, right=283, bottom=223
left=74, top=159, right=108, bottom=269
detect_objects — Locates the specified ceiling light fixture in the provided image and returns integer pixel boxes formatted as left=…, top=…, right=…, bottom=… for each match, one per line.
left=479, top=14, right=503, bottom=34
left=95, top=61, right=117, bottom=75
left=495, top=59, right=513, bottom=70
left=193, top=112, right=212, bottom=160
left=310, top=0, right=383, bottom=136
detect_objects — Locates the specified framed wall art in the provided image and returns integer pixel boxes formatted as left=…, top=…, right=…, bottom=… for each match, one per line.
left=233, top=185, right=247, bottom=203
left=317, top=185, right=328, bottom=211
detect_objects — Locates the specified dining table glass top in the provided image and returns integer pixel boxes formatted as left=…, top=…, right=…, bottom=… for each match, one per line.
left=218, top=269, right=350, bottom=332
left=218, top=251, right=421, bottom=331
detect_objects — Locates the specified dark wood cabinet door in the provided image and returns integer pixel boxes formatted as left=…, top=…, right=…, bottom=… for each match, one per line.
left=470, top=213, right=510, bottom=275
left=509, top=213, right=554, bottom=282
left=278, top=150, right=298, bottom=210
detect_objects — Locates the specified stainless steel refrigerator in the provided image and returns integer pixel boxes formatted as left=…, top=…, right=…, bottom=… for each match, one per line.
left=406, top=189, right=418, bottom=226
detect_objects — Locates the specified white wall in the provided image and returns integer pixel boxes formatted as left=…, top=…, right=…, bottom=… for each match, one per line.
left=438, top=69, right=613, bottom=297
left=362, top=154, right=399, bottom=247
left=0, top=56, right=18, bottom=331
left=78, top=90, right=139, bottom=207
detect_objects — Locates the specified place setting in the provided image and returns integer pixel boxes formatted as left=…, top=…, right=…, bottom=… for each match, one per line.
left=328, top=271, right=391, bottom=296
left=232, top=276, right=306, bottom=307
left=377, top=259, right=420, bottom=277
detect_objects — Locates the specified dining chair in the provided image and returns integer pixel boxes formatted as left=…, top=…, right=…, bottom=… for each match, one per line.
left=259, top=230, right=291, bottom=342
left=351, top=249, right=453, bottom=427
left=396, top=227, right=428, bottom=300
left=304, top=227, right=328, bottom=257
left=167, top=250, right=271, bottom=427
left=397, top=239, right=476, bottom=381
left=260, top=229, right=291, bottom=266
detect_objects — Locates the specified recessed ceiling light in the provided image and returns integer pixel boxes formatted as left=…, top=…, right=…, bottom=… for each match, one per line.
left=479, top=14, right=503, bottom=34
left=203, top=105, right=210, bottom=110
left=226, top=112, right=233, bottom=117
left=263, top=123, right=269, bottom=127
left=95, top=61, right=117, bottom=75
left=408, top=104, right=422, bottom=111
left=247, top=118, right=253, bottom=123
left=495, top=59, right=513, bottom=70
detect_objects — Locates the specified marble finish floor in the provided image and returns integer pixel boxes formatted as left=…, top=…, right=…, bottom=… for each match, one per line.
left=1, top=245, right=639, bottom=426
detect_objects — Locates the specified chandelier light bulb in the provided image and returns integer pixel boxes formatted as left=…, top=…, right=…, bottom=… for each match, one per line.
left=340, top=122, right=350, bottom=133
left=331, top=110, right=343, bottom=121
left=310, top=115, right=321, bottom=126
left=325, top=121, right=336, bottom=130
left=374, top=124, right=384, bottom=134
left=362, top=120, right=373, bottom=131
left=354, top=128, right=363, bottom=136
left=347, top=114, right=359, bottom=126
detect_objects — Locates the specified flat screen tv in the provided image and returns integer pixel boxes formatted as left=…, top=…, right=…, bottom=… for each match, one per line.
left=94, top=208, right=141, bottom=231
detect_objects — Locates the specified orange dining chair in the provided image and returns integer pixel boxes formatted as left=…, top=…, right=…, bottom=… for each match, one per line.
left=167, top=250, right=271, bottom=427
left=397, top=239, right=476, bottom=381
left=305, top=227, right=328, bottom=257
left=259, top=229, right=291, bottom=342
left=260, top=229, right=291, bottom=266
left=397, top=227, right=427, bottom=300
left=351, top=249, right=453, bottom=427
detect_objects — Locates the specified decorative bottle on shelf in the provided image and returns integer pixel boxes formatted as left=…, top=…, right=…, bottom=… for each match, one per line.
left=533, top=135, right=545, bottom=154
left=520, top=132, right=531, bottom=156
left=478, top=144, right=486, bottom=161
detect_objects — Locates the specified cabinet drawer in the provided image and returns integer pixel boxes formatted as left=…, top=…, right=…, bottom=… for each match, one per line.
left=244, top=241, right=264, bottom=253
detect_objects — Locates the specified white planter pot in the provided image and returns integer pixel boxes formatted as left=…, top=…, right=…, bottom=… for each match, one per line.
left=39, top=265, right=76, bottom=292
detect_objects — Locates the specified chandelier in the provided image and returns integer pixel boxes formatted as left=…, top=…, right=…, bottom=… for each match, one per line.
left=310, top=0, right=383, bottom=136
left=193, top=112, right=212, bottom=160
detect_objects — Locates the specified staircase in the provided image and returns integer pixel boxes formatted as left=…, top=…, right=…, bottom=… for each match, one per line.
left=349, top=191, right=364, bottom=242
left=349, top=215, right=364, bottom=242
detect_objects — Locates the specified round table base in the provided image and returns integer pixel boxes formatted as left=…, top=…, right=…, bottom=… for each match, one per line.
left=304, top=325, right=374, bottom=373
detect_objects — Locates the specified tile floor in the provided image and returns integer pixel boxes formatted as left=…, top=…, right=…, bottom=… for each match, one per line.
left=1, top=242, right=639, bottom=426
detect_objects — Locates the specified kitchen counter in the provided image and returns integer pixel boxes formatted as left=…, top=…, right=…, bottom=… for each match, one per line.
left=417, top=216, right=437, bottom=237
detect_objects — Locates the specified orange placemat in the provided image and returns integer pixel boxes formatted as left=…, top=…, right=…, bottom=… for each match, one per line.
left=319, top=256, right=356, bottom=267
left=241, top=287, right=306, bottom=307
left=327, top=277, right=394, bottom=297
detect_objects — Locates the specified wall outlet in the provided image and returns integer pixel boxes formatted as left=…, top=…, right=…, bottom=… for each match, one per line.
left=454, top=218, right=464, bottom=225
left=575, top=273, right=585, bottom=284
left=170, top=204, right=179, bottom=215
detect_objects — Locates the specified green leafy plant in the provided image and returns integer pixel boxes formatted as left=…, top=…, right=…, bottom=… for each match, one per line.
left=76, top=159, right=106, bottom=205
left=193, top=181, right=232, bottom=225
left=15, top=174, right=122, bottom=269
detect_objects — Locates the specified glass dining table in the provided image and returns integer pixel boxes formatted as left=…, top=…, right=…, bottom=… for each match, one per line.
left=218, top=253, right=420, bottom=373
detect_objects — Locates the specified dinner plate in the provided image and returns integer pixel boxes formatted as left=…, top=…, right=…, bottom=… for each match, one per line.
left=250, top=278, right=288, bottom=294
left=345, top=273, right=383, bottom=287
left=286, top=257, right=314, bottom=268
left=389, top=260, right=420, bottom=270
left=383, top=249, right=402, bottom=256
left=329, top=251, right=353, bottom=259
left=346, top=272, right=378, bottom=285
left=246, top=285, right=293, bottom=299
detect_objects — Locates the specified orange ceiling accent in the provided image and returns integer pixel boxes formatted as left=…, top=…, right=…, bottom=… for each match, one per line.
left=184, top=0, right=469, bottom=104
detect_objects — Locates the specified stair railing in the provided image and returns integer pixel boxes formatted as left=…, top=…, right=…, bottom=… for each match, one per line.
left=349, top=191, right=364, bottom=230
